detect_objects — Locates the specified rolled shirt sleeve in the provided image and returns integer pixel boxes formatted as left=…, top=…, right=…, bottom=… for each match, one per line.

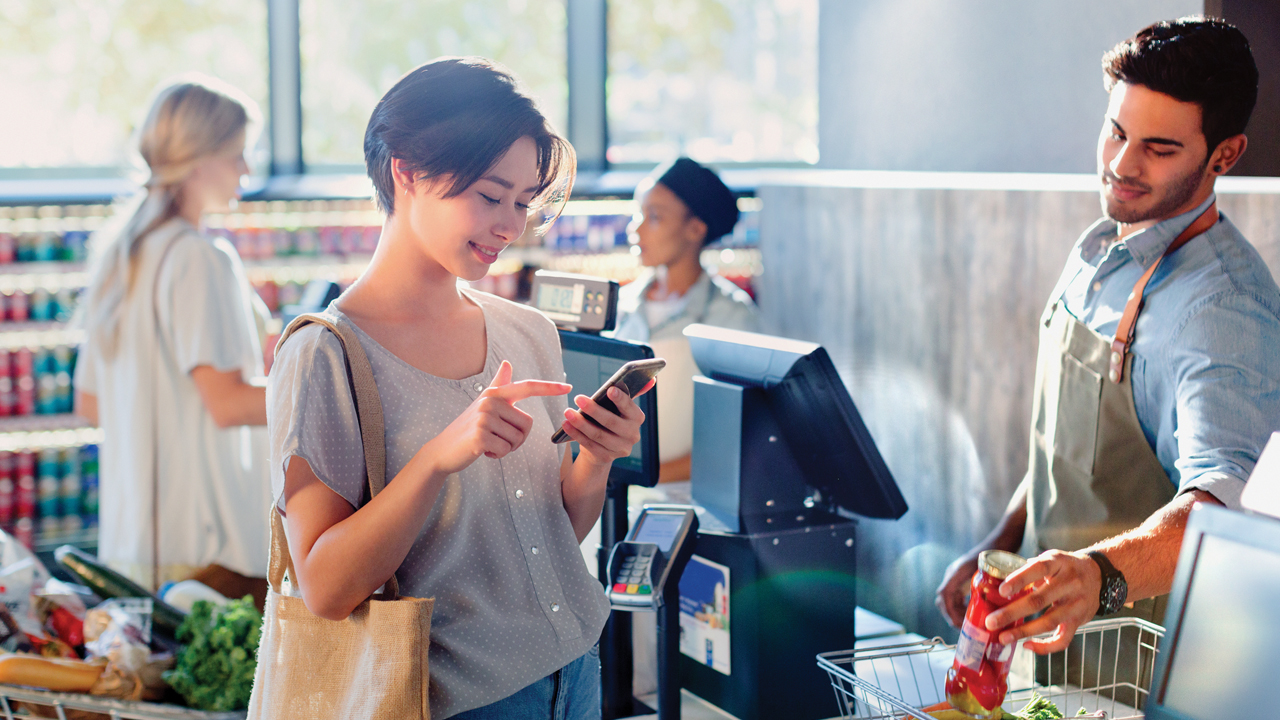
left=1166, top=291, right=1280, bottom=509
left=164, top=240, right=256, bottom=375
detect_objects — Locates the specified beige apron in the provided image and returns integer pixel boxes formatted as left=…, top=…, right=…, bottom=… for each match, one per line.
left=1021, top=205, right=1217, bottom=701
left=1023, top=203, right=1218, bottom=557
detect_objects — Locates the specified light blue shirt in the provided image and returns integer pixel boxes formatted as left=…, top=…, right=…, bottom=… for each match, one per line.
left=1053, top=194, right=1280, bottom=509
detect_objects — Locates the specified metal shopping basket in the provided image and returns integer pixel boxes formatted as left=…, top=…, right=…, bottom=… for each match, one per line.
left=817, top=617, right=1165, bottom=720
left=0, top=686, right=244, bottom=720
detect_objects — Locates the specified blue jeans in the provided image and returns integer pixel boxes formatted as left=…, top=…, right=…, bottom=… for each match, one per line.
left=452, top=646, right=601, bottom=720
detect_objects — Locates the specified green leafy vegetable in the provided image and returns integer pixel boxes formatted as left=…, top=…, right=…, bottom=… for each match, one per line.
left=162, top=597, right=262, bottom=711
left=1015, top=691, right=1064, bottom=719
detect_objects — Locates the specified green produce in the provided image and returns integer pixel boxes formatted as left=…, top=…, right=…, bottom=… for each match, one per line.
left=1011, top=692, right=1064, bottom=719
left=163, top=597, right=262, bottom=712
left=54, top=545, right=187, bottom=638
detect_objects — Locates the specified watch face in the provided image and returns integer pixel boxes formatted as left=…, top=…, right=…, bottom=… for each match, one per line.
left=1101, top=577, right=1128, bottom=615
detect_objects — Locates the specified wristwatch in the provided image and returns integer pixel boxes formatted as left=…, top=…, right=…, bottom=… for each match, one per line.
left=1087, top=550, right=1127, bottom=616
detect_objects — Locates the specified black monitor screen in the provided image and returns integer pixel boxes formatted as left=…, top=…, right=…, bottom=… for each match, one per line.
left=1148, top=504, right=1280, bottom=720
left=685, top=324, right=907, bottom=520
left=558, top=331, right=659, bottom=487
left=632, top=511, right=684, bottom=552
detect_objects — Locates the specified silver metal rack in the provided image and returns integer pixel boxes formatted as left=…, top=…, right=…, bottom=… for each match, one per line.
left=818, top=617, right=1165, bottom=720
left=0, top=685, right=244, bottom=720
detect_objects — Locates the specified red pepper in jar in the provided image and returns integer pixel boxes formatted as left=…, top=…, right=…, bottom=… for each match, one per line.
left=944, top=550, right=1031, bottom=718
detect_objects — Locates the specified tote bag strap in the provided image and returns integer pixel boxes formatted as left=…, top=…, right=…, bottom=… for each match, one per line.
left=268, top=310, right=399, bottom=600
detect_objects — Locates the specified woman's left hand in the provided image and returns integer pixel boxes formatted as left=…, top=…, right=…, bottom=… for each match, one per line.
left=561, top=380, right=654, bottom=468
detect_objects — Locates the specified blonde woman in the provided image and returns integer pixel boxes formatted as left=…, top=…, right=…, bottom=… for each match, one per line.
left=74, top=76, right=272, bottom=603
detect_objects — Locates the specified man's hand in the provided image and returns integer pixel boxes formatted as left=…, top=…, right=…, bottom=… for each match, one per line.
left=983, top=550, right=1102, bottom=654
left=935, top=553, right=980, bottom=629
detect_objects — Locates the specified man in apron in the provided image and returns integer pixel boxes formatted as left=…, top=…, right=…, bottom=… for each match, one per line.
left=936, top=17, right=1280, bottom=666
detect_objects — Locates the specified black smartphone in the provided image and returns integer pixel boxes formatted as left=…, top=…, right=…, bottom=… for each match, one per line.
left=551, top=358, right=666, bottom=443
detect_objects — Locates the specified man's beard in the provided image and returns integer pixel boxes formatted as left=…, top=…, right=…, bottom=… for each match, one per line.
left=1100, top=163, right=1206, bottom=224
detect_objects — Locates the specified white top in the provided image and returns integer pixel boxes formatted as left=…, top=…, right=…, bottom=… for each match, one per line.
left=613, top=269, right=759, bottom=461
left=75, top=218, right=272, bottom=585
left=267, top=291, right=610, bottom=719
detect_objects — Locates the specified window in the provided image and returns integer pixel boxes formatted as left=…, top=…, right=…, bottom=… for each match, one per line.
left=300, top=0, right=568, bottom=168
left=0, top=0, right=268, bottom=170
left=607, top=0, right=818, bottom=166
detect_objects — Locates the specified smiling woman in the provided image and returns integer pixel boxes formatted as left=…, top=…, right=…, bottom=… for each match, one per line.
left=260, top=58, right=651, bottom=720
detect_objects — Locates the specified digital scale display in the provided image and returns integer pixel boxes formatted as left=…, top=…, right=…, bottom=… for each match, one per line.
left=531, top=271, right=618, bottom=333
left=537, top=282, right=583, bottom=315
left=633, top=512, right=686, bottom=553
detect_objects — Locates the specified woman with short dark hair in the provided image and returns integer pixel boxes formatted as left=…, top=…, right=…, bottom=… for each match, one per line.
left=266, top=58, right=648, bottom=719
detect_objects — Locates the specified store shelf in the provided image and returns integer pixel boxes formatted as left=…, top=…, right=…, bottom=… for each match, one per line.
left=34, top=528, right=97, bottom=554
left=0, top=414, right=102, bottom=452
left=242, top=254, right=374, bottom=284
left=0, top=263, right=89, bottom=293
left=0, top=321, right=83, bottom=349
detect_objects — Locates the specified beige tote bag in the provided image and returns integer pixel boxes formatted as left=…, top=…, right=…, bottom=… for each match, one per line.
left=247, top=312, right=434, bottom=720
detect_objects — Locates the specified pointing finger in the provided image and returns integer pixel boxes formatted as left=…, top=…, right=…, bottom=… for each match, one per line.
left=488, top=360, right=513, bottom=389
left=487, top=379, right=572, bottom=402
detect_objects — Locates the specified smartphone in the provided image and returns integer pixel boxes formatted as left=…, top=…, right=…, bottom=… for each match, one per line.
left=551, top=358, right=666, bottom=443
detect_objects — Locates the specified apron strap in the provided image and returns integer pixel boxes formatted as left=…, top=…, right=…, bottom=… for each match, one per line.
left=1108, top=203, right=1218, bottom=384
left=267, top=310, right=398, bottom=601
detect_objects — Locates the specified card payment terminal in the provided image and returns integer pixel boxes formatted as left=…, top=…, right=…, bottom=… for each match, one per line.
left=606, top=505, right=698, bottom=611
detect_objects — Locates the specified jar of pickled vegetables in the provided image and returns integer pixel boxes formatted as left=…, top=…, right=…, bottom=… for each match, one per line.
left=944, top=550, right=1031, bottom=719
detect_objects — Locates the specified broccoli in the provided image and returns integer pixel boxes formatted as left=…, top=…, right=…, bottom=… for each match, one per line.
left=162, top=597, right=262, bottom=711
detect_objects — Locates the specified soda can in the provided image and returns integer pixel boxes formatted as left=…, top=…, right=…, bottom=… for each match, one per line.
left=61, top=231, right=89, bottom=262
left=0, top=233, right=15, bottom=264
left=14, top=349, right=34, bottom=416
left=0, top=451, right=13, bottom=525
left=60, top=513, right=83, bottom=536
left=80, top=445, right=99, bottom=527
left=15, top=452, right=37, bottom=520
left=54, top=288, right=76, bottom=322
left=60, top=449, right=81, bottom=518
left=0, top=349, right=13, bottom=417
left=8, top=290, right=28, bottom=323
left=16, top=233, right=35, bottom=263
left=38, top=515, right=59, bottom=541
left=37, top=448, right=60, bottom=519
left=35, top=351, right=56, bottom=415
left=29, top=288, right=52, bottom=322
left=34, top=232, right=60, bottom=263
left=14, top=517, right=34, bottom=549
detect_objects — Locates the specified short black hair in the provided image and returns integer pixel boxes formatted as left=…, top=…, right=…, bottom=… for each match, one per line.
left=1102, top=17, right=1258, bottom=157
left=364, top=57, right=574, bottom=216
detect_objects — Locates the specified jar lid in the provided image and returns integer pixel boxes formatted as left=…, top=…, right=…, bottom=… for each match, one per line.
left=978, top=550, right=1027, bottom=580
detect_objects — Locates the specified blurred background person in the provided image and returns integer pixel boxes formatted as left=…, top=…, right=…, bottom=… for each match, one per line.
left=74, top=76, right=273, bottom=607
left=613, top=157, right=758, bottom=482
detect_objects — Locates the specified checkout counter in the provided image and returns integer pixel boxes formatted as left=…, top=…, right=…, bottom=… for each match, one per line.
left=538, top=270, right=910, bottom=720
left=545, top=268, right=1280, bottom=720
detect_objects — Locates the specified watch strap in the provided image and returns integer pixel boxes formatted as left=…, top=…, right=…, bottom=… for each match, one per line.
left=1087, top=550, right=1127, bottom=616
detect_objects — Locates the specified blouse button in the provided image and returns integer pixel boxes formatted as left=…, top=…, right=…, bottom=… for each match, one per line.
left=551, top=603, right=560, bottom=612
left=474, top=382, right=484, bottom=392
left=531, top=546, right=539, bottom=555
left=515, top=489, right=525, bottom=499
left=1092, top=281, right=1102, bottom=292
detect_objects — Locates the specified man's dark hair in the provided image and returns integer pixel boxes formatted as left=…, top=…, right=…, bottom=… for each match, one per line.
left=1102, top=17, right=1258, bottom=157
left=364, top=57, right=573, bottom=215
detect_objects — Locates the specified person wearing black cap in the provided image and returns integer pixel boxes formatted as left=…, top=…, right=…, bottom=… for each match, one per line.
left=613, top=156, right=758, bottom=482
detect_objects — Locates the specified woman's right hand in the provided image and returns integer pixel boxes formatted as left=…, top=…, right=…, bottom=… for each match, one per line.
left=423, top=360, right=570, bottom=476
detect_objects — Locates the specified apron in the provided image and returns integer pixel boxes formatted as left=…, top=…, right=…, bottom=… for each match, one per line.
left=1023, top=202, right=1219, bottom=556
left=1021, top=205, right=1218, bottom=699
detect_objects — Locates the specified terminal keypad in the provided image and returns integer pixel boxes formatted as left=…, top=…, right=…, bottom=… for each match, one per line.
left=612, top=551, right=654, bottom=596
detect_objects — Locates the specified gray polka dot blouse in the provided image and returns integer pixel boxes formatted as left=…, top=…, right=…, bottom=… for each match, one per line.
left=267, top=289, right=610, bottom=719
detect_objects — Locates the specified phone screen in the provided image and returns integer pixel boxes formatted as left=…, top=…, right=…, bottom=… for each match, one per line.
left=560, top=350, right=643, bottom=472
